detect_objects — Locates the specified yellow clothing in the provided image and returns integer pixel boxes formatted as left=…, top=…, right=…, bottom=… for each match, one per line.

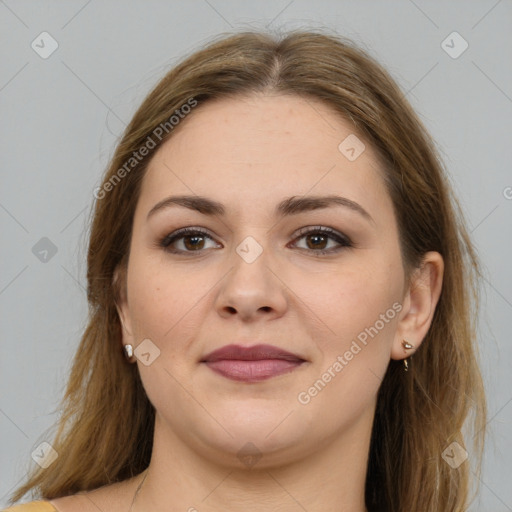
left=2, top=502, right=57, bottom=512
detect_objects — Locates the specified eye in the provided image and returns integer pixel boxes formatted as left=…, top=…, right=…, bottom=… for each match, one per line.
left=290, top=226, right=352, bottom=255
left=159, top=227, right=219, bottom=254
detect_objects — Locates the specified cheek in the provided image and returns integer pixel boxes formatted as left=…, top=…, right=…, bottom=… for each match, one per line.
left=295, top=269, right=399, bottom=428
left=127, top=258, right=179, bottom=337
left=294, top=258, right=402, bottom=370
left=300, top=261, right=397, bottom=323
left=127, top=255, right=213, bottom=351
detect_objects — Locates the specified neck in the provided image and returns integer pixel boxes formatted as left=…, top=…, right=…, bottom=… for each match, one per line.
left=132, top=408, right=373, bottom=512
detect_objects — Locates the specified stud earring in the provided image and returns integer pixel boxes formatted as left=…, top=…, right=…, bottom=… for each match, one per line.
left=401, top=340, right=414, bottom=372
left=123, top=344, right=134, bottom=361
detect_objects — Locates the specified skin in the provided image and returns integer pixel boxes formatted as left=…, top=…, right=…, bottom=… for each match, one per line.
left=51, top=93, right=443, bottom=512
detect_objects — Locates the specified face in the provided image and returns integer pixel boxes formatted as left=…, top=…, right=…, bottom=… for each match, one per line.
left=117, top=93, right=407, bottom=468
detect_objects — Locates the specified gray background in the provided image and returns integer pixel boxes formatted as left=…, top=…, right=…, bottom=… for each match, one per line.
left=1, top=0, right=511, bottom=510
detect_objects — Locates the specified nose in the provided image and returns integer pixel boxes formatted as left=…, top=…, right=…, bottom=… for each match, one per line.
left=214, top=243, right=288, bottom=322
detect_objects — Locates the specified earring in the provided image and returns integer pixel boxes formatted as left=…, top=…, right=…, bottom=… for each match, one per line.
left=401, top=340, right=414, bottom=372
left=124, top=344, right=134, bottom=361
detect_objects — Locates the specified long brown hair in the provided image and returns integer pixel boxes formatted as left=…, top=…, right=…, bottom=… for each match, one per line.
left=10, top=28, right=486, bottom=511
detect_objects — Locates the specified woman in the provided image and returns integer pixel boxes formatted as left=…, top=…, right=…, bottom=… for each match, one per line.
left=5, top=29, right=486, bottom=512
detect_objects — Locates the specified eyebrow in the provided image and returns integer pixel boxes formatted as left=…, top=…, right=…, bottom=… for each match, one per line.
left=146, top=194, right=374, bottom=224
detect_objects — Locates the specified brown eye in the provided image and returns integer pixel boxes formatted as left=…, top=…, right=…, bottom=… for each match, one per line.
left=160, top=228, right=219, bottom=254
left=291, top=226, right=352, bottom=255
left=182, top=234, right=206, bottom=251
left=304, top=233, right=329, bottom=250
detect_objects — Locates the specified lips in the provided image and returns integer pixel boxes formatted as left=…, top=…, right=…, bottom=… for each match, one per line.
left=201, top=344, right=305, bottom=363
left=200, top=344, right=306, bottom=382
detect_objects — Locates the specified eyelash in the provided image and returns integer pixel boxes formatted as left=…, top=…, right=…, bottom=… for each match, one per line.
left=159, top=226, right=353, bottom=256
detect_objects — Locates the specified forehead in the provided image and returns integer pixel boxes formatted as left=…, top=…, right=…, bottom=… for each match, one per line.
left=137, top=93, right=392, bottom=223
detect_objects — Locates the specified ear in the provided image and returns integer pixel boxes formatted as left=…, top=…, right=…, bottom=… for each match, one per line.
left=391, top=251, right=444, bottom=361
left=113, top=264, right=136, bottom=354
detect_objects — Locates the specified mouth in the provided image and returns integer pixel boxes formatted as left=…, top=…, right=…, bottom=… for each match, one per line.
left=200, top=344, right=307, bottom=383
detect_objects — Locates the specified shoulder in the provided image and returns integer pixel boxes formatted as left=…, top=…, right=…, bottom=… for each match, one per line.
left=2, top=501, right=57, bottom=512
left=3, top=473, right=143, bottom=512
left=38, top=474, right=141, bottom=512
